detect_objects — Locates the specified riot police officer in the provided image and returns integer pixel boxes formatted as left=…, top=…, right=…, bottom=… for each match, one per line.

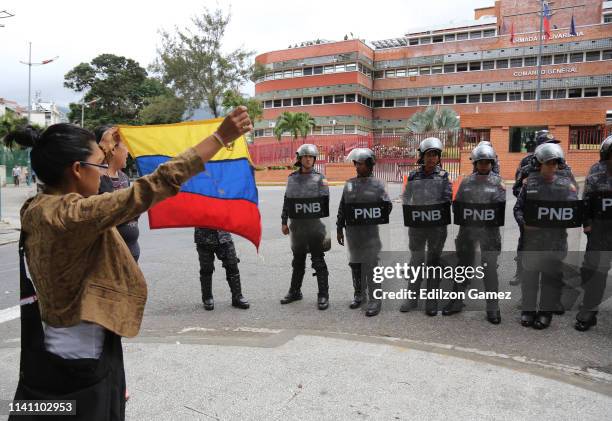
left=576, top=135, right=612, bottom=331
left=400, top=138, right=452, bottom=316
left=195, top=228, right=249, bottom=310
left=477, top=141, right=500, bottom=175
left=280, top=144, right=331, bottom=310
left=444, top=144, right=505, bottom=324
left=337, top=148, right=392, bottom=317
left=514, top=143, right=580, bottom=329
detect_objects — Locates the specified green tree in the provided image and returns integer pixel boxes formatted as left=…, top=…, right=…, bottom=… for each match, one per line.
left=407, top=106, right=460, bottom=133
left=221, top=90, right=262, bottom=121
left=274, top=112, right=316, bottom=152
left=151, top=7, right=254, bottom=117
left=64, top=54, right=177, bottom=128
left=138, top=95, right=186, bottom=125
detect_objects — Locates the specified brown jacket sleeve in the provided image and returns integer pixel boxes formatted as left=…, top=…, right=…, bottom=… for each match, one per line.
left=57, top=148, right=203, bottom=232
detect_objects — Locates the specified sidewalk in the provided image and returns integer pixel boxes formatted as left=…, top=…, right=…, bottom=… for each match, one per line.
left=0, top=185, right=34, bottom=246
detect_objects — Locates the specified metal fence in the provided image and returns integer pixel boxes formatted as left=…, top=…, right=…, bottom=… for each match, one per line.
left=248, top=129, right=491, bottom=182
left=569, top=125, right=612, bottom=150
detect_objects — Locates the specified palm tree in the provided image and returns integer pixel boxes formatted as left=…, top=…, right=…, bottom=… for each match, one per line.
left=274, top=112, right=316, bottom=153
left=407, top=106, right=459, bottom=134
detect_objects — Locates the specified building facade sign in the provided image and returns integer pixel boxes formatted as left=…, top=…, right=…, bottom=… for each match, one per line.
left=512, top=31, right=584, bottom=43
left=513, top=67, right=578, bottom=77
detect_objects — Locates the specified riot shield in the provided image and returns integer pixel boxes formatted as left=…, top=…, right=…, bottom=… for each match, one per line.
left=285, top=171, right=331, bottom=255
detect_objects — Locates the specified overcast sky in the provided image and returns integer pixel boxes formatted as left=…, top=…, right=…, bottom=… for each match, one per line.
left=0, top=0, right=493, bottom=108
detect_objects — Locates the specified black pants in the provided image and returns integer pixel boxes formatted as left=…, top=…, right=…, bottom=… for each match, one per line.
left=197, top=242, right=240, bottom=274
left=408, top=227, right=447, bottom=294
left=579, top=231, right=612, bottom=313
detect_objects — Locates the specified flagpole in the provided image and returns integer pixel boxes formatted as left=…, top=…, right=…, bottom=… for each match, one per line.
left=536, top=0, right=544, bottom=112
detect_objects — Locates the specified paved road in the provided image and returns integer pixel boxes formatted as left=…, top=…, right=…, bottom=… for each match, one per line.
left=0, top=184, right=610, bottom=420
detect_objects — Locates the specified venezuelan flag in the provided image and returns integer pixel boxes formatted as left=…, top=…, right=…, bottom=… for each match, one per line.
left=118, top=119, right=261, bottom=248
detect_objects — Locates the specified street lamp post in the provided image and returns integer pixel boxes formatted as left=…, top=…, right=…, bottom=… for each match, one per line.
left=80, top=97, right=101, bottom=128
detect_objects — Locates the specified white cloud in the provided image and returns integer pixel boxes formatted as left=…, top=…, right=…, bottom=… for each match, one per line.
left=0, top=0, right=493, bottom=107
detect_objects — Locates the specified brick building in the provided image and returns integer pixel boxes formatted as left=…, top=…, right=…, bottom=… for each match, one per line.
left=253, top=0, right=612, bottom=179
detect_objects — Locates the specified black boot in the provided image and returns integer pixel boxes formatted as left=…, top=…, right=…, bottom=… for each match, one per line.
left=575, top=311, right=598, bottom=332
left=520, top=311, right=536, bottom=327
left=226, top=267, right=249, bottom=309
left=486, top=310, right=501, bottom=325
left=442, top=282, right=465, bottom=316
left=315, top=271, right=329, bottom=311
left=365, top=272, right=381, bottom=317
left=425, top=277, right=439, bottom=317
left=281, top=269, right=304, bottom=304
left=349, top=263, right=364, bottom=309
left=200, top=273, right=214, bottom=311
left=533, top=311, right=552, bottom=330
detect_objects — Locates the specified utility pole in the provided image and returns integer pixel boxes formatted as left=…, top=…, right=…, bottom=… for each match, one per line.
left=80, top=98, right=101, bottom=128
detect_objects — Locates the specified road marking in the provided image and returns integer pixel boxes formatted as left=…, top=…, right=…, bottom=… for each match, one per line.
left=0, top=305, right=19, bottom=324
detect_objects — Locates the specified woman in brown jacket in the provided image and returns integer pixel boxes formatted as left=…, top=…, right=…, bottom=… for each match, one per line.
left=5, top=107, right=251, bottom=421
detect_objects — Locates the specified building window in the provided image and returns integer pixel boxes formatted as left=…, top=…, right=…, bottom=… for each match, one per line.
left=420, top=37, right=432, bottom=44
left=334, top=126, right=344, bottom=134
left=585, top=51, right=601, bottom=62
left=273, top=99, right=282, bottom=107
left=524, top=56, right=537, bottom=66
left=313, top=96, right=323, bottom=105
left=604, top=13, right=612, bottom=23
left=323, top=95, right=333, bottom=104
left=408, top=68, right=418, bottom=76
left=420, top=67, right=431, bottom=75
left=496, top=59, right=509, bottom=68
left=292, top=98, right=302, bottom=106
left=335, top=64, right=345, bottom=72
left=469, top=61, right=481, bottom=71
left=264, top=100, right=273, bottom=108
left=583, top=87, right=599, bottom=97
left=374, top=70, right=384, bottom=79
left=523, top=91, right=536, bottom=100
left=509, top=126, right=547, bottom=152
left=274, top=72, right=282, bottom=79
left=293, top=69, right=303, bottom=77
left=482, top=60, right=494, bottom=70
left=540, top=90, right=551, bottom=99
left=431, top=65, right=443, bottom=74
left=483, top=29, right=496, bottom=38
left=346, top=63, right=357, bottom=71
left=553, top=89, right=566, bottom=99
left=510, top=58, right=523, bottom=68
left=345, top=125, right=356, bottom=134
left=568, top=88, right=582, bottom=98
left=468, top=94, right=481, bottom=103
left=443, top=64, right=455, bottom=73
left=433, top=35, right=444, bottom=43
left=373, top=100, right=383, bottom=108
left=443, top=95, right=454, bottom=104
left=346, top=93, right=356, bottom=102
left=334, top=95, right=345, bottom=103
left=395, top=98, right=406, bottom=106
left=419, top=97, right=430, bottom=105
left=385, top=69, right=396, bottom=78
left=323, top=65, right=334, bottom=74
left=283, top=70, right=292, bottom=78
left=456, top=62, right=468, bottom=72
left=431, top=96, right=442, bottom=105
left=482, top=93, right=494, bottom=102
left=455, top=94, right=467, bottom=104
left=601, top=86, right=612, bottom=96
left=457, top=32, right=469, bottom=40
left=540, top=55, right=552, bottom=65
left=303, top=67, right=313, bottom=76
left=603, top=50, right=612, bottom=60
left=265, top=73, right=274, bottom=81
left=264, top=129, right=273, bottom=137
left=553, top=54, right=567, bottom=64
left=301, top=97, right=311, bottom=105
left=407, top=97, right=418, bottom=106
left=283, top=98, right=291, bottom=106
left=384, top=99, right=394, bottom=107
left=509, top=92, right=521, bottom=101
left=445, top=33, right=456, bottom=41
left=321, top=126, right=333, bottom=135
left=569, top=52, right=584, bottom=63
left=495, top=92, right=507, bottom=102
left=470, top=31, right=482, bottom=39
left=409, top=38, right=419, bottom=45
left=396, top=69, right=406, bottom=77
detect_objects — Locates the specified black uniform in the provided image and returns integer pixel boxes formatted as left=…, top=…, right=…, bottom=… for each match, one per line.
left=195, top=228, right=247, bottom=309
left=514, top=173, right=578, bottom=318
left=578, top=166, right=612, bottom=324
left=402, top=166, right=452, bottom=314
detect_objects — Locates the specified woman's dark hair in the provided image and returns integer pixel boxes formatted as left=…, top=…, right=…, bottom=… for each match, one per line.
left=3, top=123, right=96, bottom=187
left=94, top=124, right=114, bottom=144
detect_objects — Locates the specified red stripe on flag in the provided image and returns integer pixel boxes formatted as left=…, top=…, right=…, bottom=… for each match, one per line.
left=147, top=192, right=262, bottom=249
